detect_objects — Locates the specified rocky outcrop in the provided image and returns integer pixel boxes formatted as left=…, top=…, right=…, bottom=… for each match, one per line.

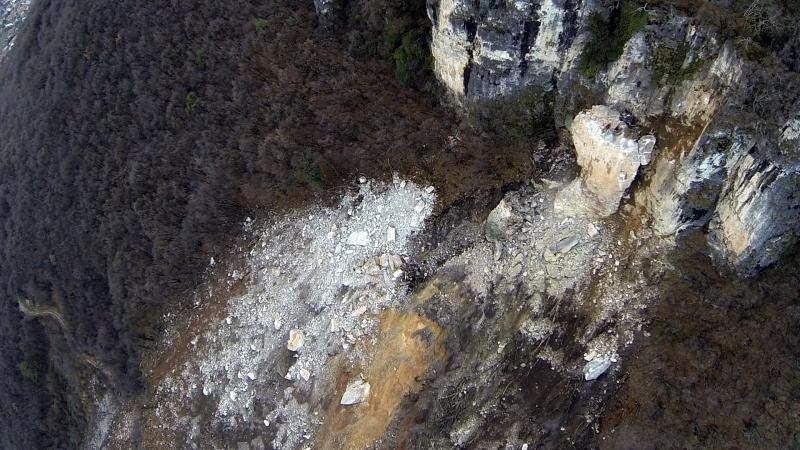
left=424, top=0, right=800, bottom=276
left=639, top=128, right=728, bottom=237
left=426, top=1, right=742, bottom=116
left=484, top=198, right=514, bottom=241
left=312, top=0, right=334, bottom=15
left=427, top=0, right=588, bottom=99
left=556, top=101, right=799, bottom=277
left=554, top=105, right=654, bottom=217
left=603, top=25, right=742, bottom=122
left=707, top=125, right=800, bottom=276
left=306, top=0, right=798, bottom=276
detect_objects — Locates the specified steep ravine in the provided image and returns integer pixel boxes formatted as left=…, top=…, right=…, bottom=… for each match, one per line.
left=2, top=0, right=798, bottom=448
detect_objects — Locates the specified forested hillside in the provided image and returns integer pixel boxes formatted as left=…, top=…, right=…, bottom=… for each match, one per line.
left=0, top=0, right=533, bottom=446
left=4, top=0, right=799, bottom=447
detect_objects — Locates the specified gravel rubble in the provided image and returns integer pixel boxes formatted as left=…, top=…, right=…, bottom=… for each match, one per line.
left=152, top=178, right=435, bottom=448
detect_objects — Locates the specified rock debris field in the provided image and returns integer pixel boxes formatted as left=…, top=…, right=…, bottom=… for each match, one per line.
left=98, top=100, right=691, bottom=448
left=151, top=177, right=435, bottom=449
left=102, top=164, right=670, bottom=448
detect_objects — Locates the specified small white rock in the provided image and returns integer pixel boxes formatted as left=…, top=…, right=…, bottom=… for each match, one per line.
left=287, top=329, right=305, bottom=351
left=583, top=358, right=612, bottom=381
left=587, top=223, right=599, bottom=238
left=229, top=391, right=238, bottom=401
left=274, top=318, right=283, bottom=330
left=386, top=226, right=396, bottom=243
left=638, top=134, right=656, bottom=165
left=346, top=231, right=371, bottom=246
left=299, top=368, right=311, bottom=381
left=340, top=379, right=371, bottom=405
left=358, top=176, right=367, bottom=184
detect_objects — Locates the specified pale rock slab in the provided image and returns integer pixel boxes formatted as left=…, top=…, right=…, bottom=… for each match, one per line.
left=287, top=330, right=305, bottom=352
left=583, top=358, right=612, bottom=380
left=555, top=105, right=653, bottom=217
left=340, top=379, right=370, bottom=405
left=346, top=230, right=371, bottom=247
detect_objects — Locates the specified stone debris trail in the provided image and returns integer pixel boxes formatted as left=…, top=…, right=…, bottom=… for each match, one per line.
left=152, top=177, right=435, bottom=449
left=0, top=0, right=30, bottom=58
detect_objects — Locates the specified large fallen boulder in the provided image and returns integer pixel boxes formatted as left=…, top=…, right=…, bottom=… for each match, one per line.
left=555, top=105, right=654, bottom=217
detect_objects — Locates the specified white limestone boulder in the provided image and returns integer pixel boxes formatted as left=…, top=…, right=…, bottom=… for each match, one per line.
left=555, top=105, right=654, bottom=217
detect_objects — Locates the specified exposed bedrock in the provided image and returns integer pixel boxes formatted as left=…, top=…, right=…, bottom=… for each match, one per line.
left=561, top=101, right=800, bottom=276
left=707, top=126, right=800, bottom=276
left=427, top=0, right=589, bottom=99
left=554, top=105, right=654, bottom=218
left=307, top=1, right=798, bottom=274
left=422, top=0, right=800, bottom=276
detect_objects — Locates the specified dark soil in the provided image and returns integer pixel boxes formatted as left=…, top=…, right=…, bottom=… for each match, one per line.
left=601, top=235, right=800, bottom=448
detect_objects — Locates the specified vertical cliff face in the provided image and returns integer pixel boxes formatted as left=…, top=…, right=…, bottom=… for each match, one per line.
left=708, top=124, right=800, bottom=275
left=427, top=0, right=589, bottom=99
left=426, top=0, right=800, bottom=276
left=428, top=0, right=472, bottom=96
left=427, top=1, right=744, bottom=115
left=639, top=129, right=728, bottom=237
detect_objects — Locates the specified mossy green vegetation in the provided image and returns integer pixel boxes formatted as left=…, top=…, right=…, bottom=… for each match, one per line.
left=17, top=361, right=42, bottom=385
left=300, top=159, right=324, bottom=189
left=651, top=44, right=699, bottom=86
left=382, top=15, right=432, bottom=86
left=392, top=29, right=433, bottom=86
left=253, top=17, right=268, bottom=33
left=481, top=86, right=555, bottom=142
left=346, top=0, right=432, bottom=86
left=383, top=15, right=412, bottom=53
left=185, top=91, right=199, bottom=113
left=193, top=49, right=206, bottom=67
left=580, top=0, right=648, bottom=79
